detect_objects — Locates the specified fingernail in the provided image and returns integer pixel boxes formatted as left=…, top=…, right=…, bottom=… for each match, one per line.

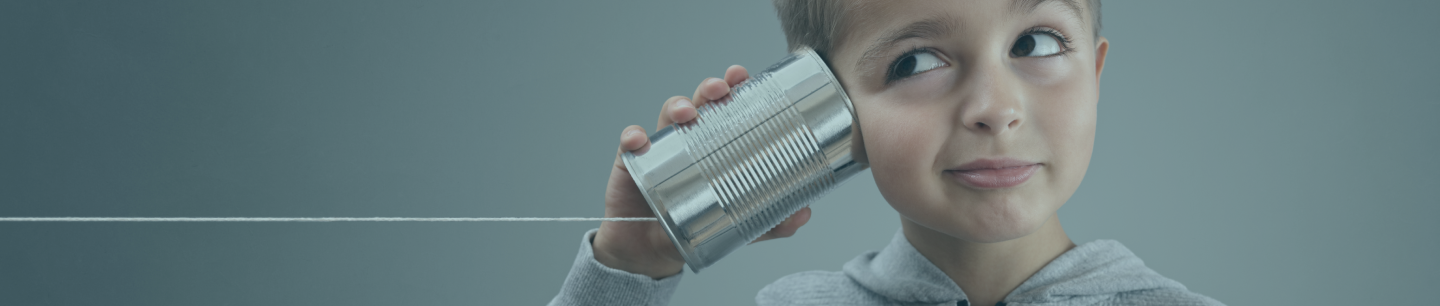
left=625, top=129, right=641, bottom=138
left=675, top=98, right=693, bottom=109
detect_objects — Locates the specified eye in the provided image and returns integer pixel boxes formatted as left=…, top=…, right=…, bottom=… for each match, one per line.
left=886, top=50, right=946, bottom=82
left=1010, top=33, right=1066, bottom=57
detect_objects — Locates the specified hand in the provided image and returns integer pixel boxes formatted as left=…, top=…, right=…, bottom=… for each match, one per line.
left=591, top=65, right=814, bottom=278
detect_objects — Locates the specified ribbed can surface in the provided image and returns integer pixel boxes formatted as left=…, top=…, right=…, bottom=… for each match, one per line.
left=683, top=73, right=834, bottom=243
left=622, top=48, right=864, bottom=272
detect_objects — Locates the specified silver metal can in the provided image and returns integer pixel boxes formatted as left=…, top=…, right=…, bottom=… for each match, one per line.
left=622, top=48, right=866, bottom=272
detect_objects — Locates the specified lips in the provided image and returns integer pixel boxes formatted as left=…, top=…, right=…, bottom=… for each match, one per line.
left=945, top=158, right=1040, bottom=189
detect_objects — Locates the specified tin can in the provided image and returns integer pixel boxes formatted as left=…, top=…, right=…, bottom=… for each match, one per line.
left=622, top=47, right=866, bottom=272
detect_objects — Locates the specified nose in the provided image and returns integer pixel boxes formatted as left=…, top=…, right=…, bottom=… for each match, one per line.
left=957, top=64, right=1024, bottom=135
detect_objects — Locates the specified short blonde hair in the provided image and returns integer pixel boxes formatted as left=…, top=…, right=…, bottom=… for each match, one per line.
left=773, top=0, right=1102, bottom=56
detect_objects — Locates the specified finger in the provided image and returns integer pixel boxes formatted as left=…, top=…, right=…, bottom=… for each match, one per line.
left=613, top=125, right=650, bottom=169
left=691, top=77, right=731, bottom=107
left=751, top=206, right=812, bottom=244
left=656, top=96, right=694, bottom=130
left=606, top=126, right=659, bottom=222
left=723, top=65, right=749, bottom=87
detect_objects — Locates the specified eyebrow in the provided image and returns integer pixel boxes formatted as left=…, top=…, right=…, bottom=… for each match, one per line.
left=1011, top=0, right=1084, bottom=22
left=858, top=15, right=955, bottom=65
left=856, top=0, right=1085, bottom=71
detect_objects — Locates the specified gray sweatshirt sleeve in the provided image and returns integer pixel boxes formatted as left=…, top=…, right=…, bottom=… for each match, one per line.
left=548, top=229, right=683, bottom=306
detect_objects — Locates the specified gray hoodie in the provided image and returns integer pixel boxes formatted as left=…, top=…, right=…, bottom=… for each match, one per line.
left=550, top=229, right=1224, bottom=306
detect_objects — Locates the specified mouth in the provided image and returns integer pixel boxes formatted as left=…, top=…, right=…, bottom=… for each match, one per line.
left=944, top=158, right=1041, bottom=189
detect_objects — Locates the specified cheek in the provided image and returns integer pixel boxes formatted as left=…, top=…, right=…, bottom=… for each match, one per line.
left=1030, top=71, right=1098, bottom=194
left=853, top=96, right=951, bottom=204
left=1016, top=55, right=1096, bottom=164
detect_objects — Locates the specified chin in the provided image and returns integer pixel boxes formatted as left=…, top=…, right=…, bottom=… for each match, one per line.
left=878, top=171, right=1061, bottom=244
left=937, top=198, right=1054, bottom=243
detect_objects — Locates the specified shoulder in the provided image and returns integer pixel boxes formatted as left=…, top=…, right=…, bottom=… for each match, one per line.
left=756, top=270, right=891, bottom=306
left=1103, top=288, right=1226, bottom=306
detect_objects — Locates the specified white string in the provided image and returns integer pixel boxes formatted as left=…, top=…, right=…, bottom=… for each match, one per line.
left=0, top=217, right=658, bottom=222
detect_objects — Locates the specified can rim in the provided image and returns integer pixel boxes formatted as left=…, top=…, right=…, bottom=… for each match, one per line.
left=797, top=47, right=859, bottom=124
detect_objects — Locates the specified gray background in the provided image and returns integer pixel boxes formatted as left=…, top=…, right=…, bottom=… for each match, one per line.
left=2, top=0, right=1436, bottom=305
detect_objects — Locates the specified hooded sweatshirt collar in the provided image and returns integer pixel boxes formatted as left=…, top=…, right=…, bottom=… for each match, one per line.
left=843, top=230, right=968, bottom=303
left=843, top=230, right=1192, bottom=305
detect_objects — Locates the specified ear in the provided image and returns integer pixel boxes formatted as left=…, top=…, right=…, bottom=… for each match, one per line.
left=1094, top=36, right=1109, bottom=80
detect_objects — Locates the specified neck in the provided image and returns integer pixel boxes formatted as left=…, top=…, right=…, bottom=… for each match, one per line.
left=902, top=214, right=1074, bottom=306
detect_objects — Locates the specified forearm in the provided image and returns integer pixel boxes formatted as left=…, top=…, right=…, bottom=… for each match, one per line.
left=548, top=229, right=683, bottom=306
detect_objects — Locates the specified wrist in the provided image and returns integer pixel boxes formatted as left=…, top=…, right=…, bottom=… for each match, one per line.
left=591, top=231, right=684, bottom=279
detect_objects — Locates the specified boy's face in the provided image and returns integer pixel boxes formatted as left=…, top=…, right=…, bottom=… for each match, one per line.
left=829, top=0, right=1108, bottom=242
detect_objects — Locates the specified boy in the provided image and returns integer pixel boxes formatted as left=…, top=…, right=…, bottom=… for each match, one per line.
left=552, top=0, right=1224, bottom=305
